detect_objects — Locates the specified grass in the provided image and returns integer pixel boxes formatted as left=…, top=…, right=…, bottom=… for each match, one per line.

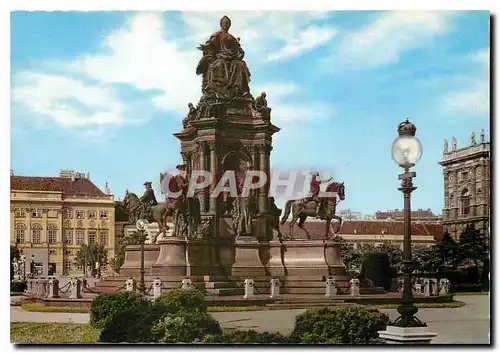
left=21, top=302, right=90, bottom=313
left=11, top=323, right=99, bottom=344
left=375, top=301, right=465, bottom=309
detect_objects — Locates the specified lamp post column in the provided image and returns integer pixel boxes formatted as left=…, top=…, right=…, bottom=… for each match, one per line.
left=139, top=229, right=146, bottom=294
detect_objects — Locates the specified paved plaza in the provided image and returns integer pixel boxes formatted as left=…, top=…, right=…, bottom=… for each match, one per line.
left=10, top=295, right=489, bottom=344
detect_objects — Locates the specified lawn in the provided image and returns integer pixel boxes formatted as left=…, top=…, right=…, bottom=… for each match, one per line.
left=11, top=323, right=99, bottom=344
left=21, top=302, right=90, bottom=313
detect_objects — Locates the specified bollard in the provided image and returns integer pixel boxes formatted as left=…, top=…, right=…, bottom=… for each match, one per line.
left=243, top=278, right=254, bottom=299
left=125, top=277, right=136, bottom=292
left=270, top=278, right=280, bottom=298
left=325, top=277, right=337, bottom=297
left=153, top=278, right=162, bottom=299
left=69, top=278, right=82, bottom=299
left=439, top=278, right=450, bottom=295
left=48, top=278, right=60, bottom=298
left=349, top=278, right=360, bottom=297
left=414, top=283, right=422, bottom=295
left=181, top=277, right=193, bottom=290
left=431, top=278, right=438, bottom=296
left=423, top=278, right=430, bottom=297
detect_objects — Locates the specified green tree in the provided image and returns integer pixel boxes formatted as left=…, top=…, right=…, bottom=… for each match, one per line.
left=75, top=244, right=108, bottom=276
left=457, top=224, right=488, bottom=269
left=376, top=243, right=403, bottom=271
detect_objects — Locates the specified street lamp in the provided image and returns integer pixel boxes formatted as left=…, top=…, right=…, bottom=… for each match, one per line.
left=391, top=118, right=423, bottom=327
left=136, top=218, right=149, bottom=295
left=30, top=254, right=35, bottom=277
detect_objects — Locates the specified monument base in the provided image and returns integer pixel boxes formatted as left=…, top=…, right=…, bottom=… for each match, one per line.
left=231, top=236, right=267, bottom=277
left=151, top=237, right=187, bottom=276
left=378, top=326, right=438, bottom=344
left=282, top=240, right=329, bottom=276
left=120, top=244, right=160, bottom=277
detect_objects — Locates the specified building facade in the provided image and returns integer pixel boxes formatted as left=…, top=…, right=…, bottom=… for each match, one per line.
left=440, top=131, right=490, bottom=240
left=337, top=210, right=363, bottom=221
left=10, top=170, right=115, bottom=276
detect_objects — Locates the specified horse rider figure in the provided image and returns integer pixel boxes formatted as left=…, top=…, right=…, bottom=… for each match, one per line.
left=140, top=181, right=158, bottom=219
left=303, top=172, right=332, bottom=219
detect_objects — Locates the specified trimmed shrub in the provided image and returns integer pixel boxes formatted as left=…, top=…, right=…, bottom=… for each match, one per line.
left=360, top=252, right=393, bottom=290
left=90, top=292, right=150, bottom=329
left=99, top=303, right=165, bottom=343
left=204, top=329, right=289, bottom=344
left=11, top=280, right=27, bottom=293
left=155, top=288, right=206, bottom=313
left=151, top=310, right=221, bottom=343
left=290, top=306, right=390, bottom=344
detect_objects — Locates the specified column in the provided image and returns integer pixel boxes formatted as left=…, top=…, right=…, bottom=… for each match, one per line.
left=470, top=166, right=476, bottom=216
left=209, top=141, right=217, bottom=213
left=258, top=144, right=271, bottom=214
left=197, top=142, right=207, bottom=213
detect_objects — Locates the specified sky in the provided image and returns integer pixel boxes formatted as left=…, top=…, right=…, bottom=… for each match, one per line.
left=10, top=10, right=490, bottom=215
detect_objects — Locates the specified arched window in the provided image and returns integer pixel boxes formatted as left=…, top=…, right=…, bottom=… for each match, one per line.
left=15, top=224, right=26, bottom=244
left=47, top=225, right=58, bottom=244
left=461, top=189, right=470, bottom=216
left=449, top=193, right=455, bottom=207
left=32, top=224, right=42, bottom=244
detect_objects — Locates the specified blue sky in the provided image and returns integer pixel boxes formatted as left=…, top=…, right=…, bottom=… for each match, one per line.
left=10, top=11, right=490, bottom=215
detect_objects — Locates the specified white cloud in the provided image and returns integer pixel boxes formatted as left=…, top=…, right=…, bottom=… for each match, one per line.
left=12, top=71, right=124, bottom=127
left=268, top=25, right=338, bottom=61
left=442, top=47, right=490, bottom=116
left=12, top=12, right=336, bottom=135
left=328, top=11, right=455, bottom=70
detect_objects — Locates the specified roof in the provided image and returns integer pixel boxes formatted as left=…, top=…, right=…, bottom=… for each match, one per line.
left=281, top=220, right=443, bottom=240
left=375, top=209, right=437, bottom=219
left=10, top=176, right=106, bottom=197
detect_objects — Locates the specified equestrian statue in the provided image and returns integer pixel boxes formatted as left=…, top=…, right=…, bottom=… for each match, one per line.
left=280, top=172, right=345, bottom=240
left=121, top=181, right=170, bottom=244
left=159, top=164, right=201, bottom=239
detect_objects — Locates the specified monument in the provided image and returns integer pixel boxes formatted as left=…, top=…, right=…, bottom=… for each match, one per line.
left=103, top=15, right=359, bottom=295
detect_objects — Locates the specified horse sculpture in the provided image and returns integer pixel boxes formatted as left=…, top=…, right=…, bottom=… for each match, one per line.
left=280, top=182, right=345, bottom=240
left=159, top=172, right=201, bottom=239
left=121, top=191, right=170, bottom=244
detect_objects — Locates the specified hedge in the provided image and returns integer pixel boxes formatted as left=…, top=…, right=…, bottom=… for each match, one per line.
left=90, top=292, right=150, bottom=329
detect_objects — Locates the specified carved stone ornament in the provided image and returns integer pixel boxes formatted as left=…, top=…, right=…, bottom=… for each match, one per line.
left=89, top=221, right=96, bottom=228
left=77, top=220, right=83, bottom=228
left=65, top=220, right=72, bottom=228
left=100, top=221, right=107, bottom=229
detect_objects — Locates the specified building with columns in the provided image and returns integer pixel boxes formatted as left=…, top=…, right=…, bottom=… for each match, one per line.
left=440, top=131, right=490, bottom=240
left=10, top=170, right=115, bottom=276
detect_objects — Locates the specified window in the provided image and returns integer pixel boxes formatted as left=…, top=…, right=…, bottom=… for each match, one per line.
left=462, top=171, right=469, bottom=181
left=477, top=189, right=483, bottom=202
left=76, top=210, right=85, bottom=219
left=15, top=225, right=25, bottom=244
left=76, top=230, right=84, bottom=245
left=65, top=230, right=73, bottom=245
left=49, top=249, right=57, bottom=255
left=76, top=264, right=83, bottom=270
left=88, top=210, right=97, bottom=219
left=99, top=211, right=109, bottom=220
left=88, top=231, right=97, bottom=245
left=449, top=193, right=455, bottom=208
left=65, top=261, right=72, bottom=270
left=32, top=209, right=42, bottom=218
left=15, top=208, right=26, bottom=217
left=65, top=250, right=73, bottom=256
left=461, top=189, right=470, bottom=216
left=99, top=231, right=108, bottom=246
left=65, top=209, right=73, bottom=219
left=32, top=229, right=41, bottom=244
left=48, top=226, right=57, bottom=244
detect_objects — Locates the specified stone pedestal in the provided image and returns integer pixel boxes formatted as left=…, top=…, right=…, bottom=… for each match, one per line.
left=186, top=240, right=217, bottom=276
left=267, top=241, right=286, bottom=276
left=232, top=236, right=266, bottom=277
left=120, top=244, right=160, bottom=277
left=151, top=238, right=187, bottom=276
left=378, top=326, right=438, bottom=344
left=282, top=240, right=329, bottom=276
left=324, top=241, right=346, bottom=276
